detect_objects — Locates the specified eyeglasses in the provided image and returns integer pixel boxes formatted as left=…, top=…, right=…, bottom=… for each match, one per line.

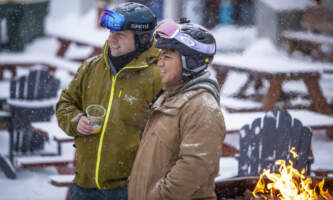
left=155, top=20, right=216, bottom=55
left=99, top=10, right=126, bottom=31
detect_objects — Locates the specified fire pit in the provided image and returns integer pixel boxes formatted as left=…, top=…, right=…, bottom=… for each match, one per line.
left=215, top=176, right=333, bottom=200
left=216, top=148, right=333, bottom=199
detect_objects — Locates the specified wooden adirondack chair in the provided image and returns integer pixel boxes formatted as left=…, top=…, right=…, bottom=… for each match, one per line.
left=7, top=69, right=60, bottom=158
left=237, top=109, right=313, bottom=177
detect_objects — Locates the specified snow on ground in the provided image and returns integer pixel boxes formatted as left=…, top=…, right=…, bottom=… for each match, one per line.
left=0, top=6, right=333, bottom=200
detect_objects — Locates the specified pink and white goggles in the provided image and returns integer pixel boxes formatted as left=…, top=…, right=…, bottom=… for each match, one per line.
left=155, top=20, right=216, bottom=55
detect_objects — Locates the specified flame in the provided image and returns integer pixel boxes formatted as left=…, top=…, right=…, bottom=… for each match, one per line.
left=252, top=147, right=333, bottom=200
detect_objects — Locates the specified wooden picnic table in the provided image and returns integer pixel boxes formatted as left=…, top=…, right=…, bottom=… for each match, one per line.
left=50, top=35, right=102, bottom=62
left=212, top=54, right=333, bottom=115
left=281, top=30, right=333, bottom=64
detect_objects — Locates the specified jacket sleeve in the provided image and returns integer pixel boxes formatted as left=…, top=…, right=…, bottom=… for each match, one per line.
left=154, top=94, right=226, bottom=199
left=145, top=47, right=163, bottom=103
left=56, top=62, right=89, bottom=137
left=151, top=64, right=163, bottom=100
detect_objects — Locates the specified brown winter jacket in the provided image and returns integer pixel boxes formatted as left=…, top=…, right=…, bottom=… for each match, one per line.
left=128, top=72, right=226, bottom=200
left=56, top=41, right=162, bottom=190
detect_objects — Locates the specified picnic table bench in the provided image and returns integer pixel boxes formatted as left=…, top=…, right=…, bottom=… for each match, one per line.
left=212, top=53, right=333, bottom=115
left=281, top=6, right=333, bottom=63
left=49, top=174, right=74, bottom=200
left=15, top=155, right=73, bottom=169
left=30, top=121, right=75, bottom=200
left=50, top=174, right=74, bottom=187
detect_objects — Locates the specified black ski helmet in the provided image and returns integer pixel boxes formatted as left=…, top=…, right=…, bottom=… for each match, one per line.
left=155, top=18, right=216, bottom=78
left=100, top=2, right=157, bottom=51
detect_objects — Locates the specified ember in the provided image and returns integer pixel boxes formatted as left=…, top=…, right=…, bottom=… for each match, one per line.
left=252, top=148, right=333, bottom=200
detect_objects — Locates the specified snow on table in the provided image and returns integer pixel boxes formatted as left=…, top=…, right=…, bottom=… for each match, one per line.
left=213, top=53, right=333, bottom=74
left=0, top=53, right=81, bottom=74
left=213, top=39, right=333, bottom=74
left=31, top=121, right=73, bottom=142
left=283, top=30, right=333, bottom=45
left=260, top=0, right=314, bottom=11
left=7, top=98, right=59, bottom=108
left=14, top=154, right=73, bottom=168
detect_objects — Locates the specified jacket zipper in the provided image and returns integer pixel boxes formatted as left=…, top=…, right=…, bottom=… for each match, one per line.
left=94, top=64, right=149, bottom=189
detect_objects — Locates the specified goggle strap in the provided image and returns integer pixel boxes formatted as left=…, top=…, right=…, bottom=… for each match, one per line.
left=126, top=22, right=156, bottom=32
left=174, top=33, right=215, bottom=55
left=181, top=56, right=207, bottom=74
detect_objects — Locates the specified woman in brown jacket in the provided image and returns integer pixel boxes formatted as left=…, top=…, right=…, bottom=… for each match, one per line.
left=128, top=18, right=226, bottom=200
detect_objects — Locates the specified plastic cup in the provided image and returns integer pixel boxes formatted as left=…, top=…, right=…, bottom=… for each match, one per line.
left=86, top=104, right=106, bottom=133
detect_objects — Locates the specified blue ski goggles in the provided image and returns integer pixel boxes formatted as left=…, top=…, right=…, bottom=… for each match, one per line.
left=155, top=19, right=216, bottom=55
left=100, top=9, right=156, bottom=32
left=100, top=10, right=126, bottom=31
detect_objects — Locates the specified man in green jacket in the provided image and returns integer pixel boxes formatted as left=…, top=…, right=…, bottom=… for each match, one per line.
left=56, top=2, right=162, bottom=200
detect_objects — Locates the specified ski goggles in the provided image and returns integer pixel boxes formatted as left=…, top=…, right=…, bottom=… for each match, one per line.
left=100, top=10, right=155, bottom=32
left=155, top=20, right=216, bottom=55
left=100, top=10, right=126, bottom=31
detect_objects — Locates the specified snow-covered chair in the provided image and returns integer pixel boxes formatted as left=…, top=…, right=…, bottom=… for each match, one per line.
left=6, top=69, right=60, bottom=159
left=237, top=109, right=313, bottom=177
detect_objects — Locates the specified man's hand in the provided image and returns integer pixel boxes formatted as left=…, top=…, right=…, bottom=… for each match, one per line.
left=77, top=116, right=96, bottom=135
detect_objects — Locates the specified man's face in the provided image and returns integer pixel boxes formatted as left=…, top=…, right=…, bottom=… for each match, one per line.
left=108, top=30, right=136, bottom=57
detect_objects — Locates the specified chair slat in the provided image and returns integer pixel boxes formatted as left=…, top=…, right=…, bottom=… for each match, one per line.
left=276, top=110, right=292, bottom=161
left=261, top=113, right=277, bottom=172
left=36, top=70, right=49, bottom=99
left=238, top=124, right=250, bottom=177
left=249, top=118, right=261, bottom=176
left=296, top=126, right=312, bottom=173
left=10, top=79, right=17, bottom=99
left=18, top=76, right=26, bottom=99
left=27, top=70, right=37, bottom=100
left=290, top=118, right=303, bottom=168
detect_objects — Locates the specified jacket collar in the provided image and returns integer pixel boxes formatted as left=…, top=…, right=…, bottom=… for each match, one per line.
left=152, top=71, right=220, bottom=115
left=152, top=89, right=202, bottom=116
left=165, top=81, right=186, bottom=97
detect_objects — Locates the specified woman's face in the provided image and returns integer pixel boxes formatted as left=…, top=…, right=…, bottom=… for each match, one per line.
left=158, top=49, right=183, bottom=88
